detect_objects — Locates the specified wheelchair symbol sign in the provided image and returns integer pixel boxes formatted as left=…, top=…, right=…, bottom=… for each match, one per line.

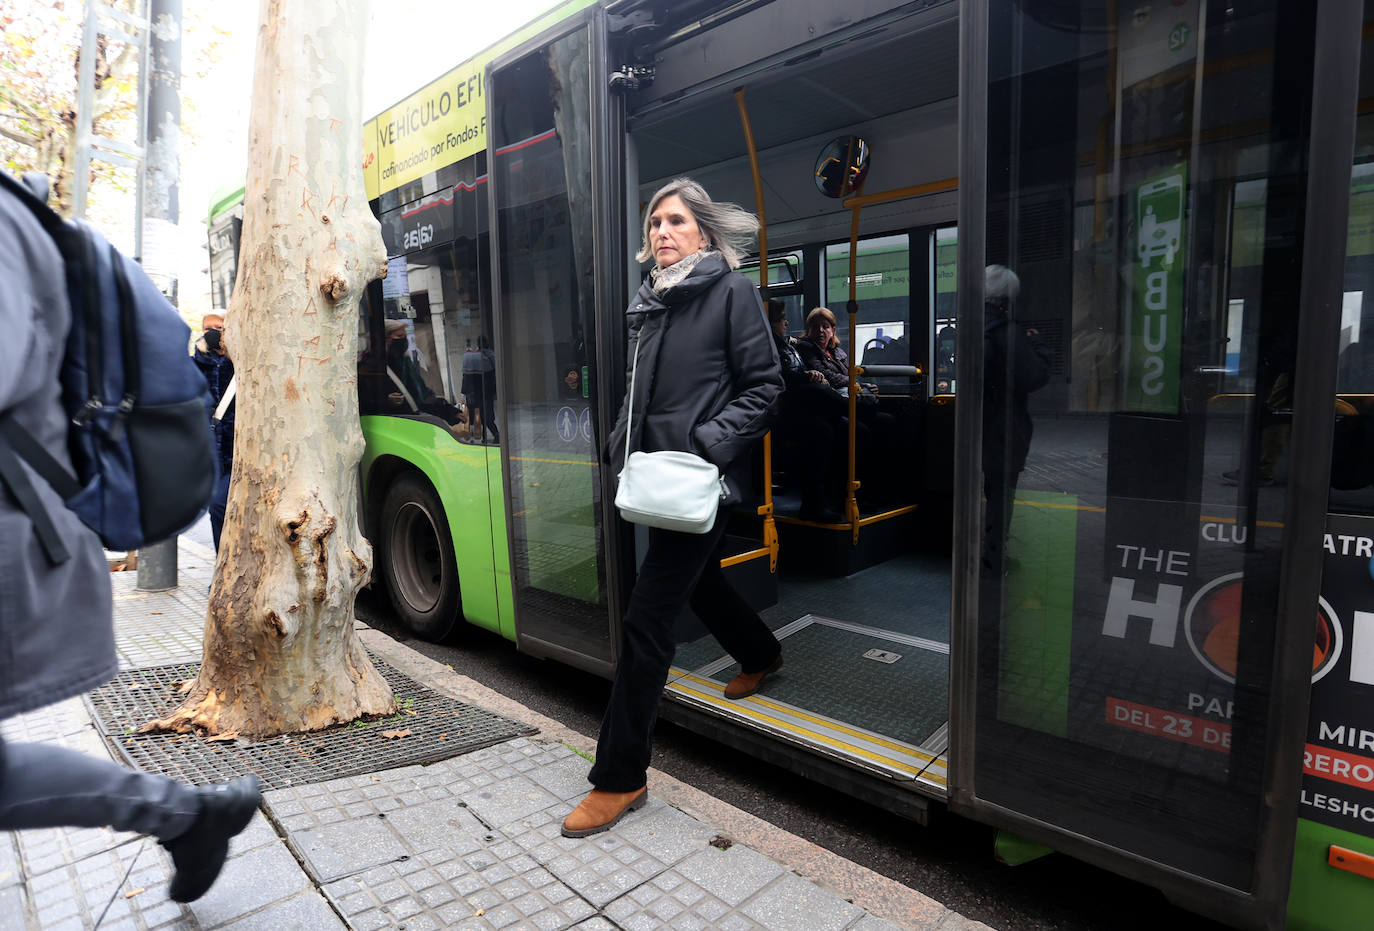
left=556, top=407, right=577, bottom=442
left=579, top=408, right=592, bottom=442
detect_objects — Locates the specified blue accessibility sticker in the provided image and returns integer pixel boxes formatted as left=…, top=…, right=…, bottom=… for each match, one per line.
left=556, top=406, right=578, bottom=443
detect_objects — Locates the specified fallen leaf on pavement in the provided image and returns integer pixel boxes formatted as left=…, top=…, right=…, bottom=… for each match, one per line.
left=207, top=732, right=239, bottom=743
left=178, top=679, right=195, bottom=695
left=380, top=729, right=412, bottom=739
left=127, top=683, right=148, bottom=690
left=124, top=888, right=145, bottom=898
left=149, top=611, right=162, bottom=615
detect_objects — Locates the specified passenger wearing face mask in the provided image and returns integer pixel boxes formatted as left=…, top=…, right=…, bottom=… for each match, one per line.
left=193, top=314, right=234, bottom=551
left=375, top=318, right=472, bottom=435
left=383, top=318, right=433, bottom=411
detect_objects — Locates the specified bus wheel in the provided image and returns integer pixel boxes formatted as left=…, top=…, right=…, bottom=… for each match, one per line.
left=378, top=472, right=461, bottom=641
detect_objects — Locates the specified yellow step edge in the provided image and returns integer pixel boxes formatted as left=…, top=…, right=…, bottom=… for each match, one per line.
left=675, top=671, right=939, bottom=760
left=666, top=677, right=928, bottom=776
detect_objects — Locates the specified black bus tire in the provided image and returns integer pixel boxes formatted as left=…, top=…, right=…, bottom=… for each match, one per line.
left=378, top=471, right=462, bottom=641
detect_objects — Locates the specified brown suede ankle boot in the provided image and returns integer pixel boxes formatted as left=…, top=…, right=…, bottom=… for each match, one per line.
left=561, top=787, right=648, bottom=838
left=724, top=653, right=783, bottom=700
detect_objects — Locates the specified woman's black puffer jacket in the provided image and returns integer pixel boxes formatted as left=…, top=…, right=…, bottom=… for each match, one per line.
left=606, top=253, right=782, bottom=507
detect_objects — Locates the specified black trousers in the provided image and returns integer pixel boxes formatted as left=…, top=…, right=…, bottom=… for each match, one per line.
left=0, top=733, right=199, bottom=840
left=588, top=515, right=781, bottom=792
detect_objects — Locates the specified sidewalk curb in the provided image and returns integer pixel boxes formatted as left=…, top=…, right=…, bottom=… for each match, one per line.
left=356, top=626, right=959, bottom=930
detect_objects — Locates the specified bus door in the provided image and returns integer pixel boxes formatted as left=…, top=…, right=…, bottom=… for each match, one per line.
left=950, top=3, right=1358, bottom=928
left=487, top=7, right=626, bottom=673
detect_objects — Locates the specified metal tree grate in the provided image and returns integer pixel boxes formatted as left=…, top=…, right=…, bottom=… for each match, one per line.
left=83, top=654, right=536, bottom=790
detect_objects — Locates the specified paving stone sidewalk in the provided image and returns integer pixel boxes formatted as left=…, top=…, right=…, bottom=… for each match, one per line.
left=0, top=536, right=987, bottom=930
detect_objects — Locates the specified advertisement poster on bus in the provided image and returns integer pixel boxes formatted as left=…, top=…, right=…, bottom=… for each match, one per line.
left=1034, top=502, right=1374, bottom=827
left=1301, top=513, right=1374, bottom=839
left=1063, top=508, right=1257, bottom=783
left=366, top=56, right=492, bottom=202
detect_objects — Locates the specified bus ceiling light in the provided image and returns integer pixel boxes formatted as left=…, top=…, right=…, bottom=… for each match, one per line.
left=609, top=64, right=655, bottom=93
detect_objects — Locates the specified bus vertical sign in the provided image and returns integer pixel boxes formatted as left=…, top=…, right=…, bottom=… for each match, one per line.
left=1128, top=167, right=1187, bottom=412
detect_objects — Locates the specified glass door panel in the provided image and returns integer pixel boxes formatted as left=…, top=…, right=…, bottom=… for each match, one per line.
left=958, top=0, right=1341, bottom=915
left=490, top=25, right=611, bottom=662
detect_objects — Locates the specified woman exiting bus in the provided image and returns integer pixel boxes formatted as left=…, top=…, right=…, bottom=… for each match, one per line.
left=562, top=178, right=785, bottom=838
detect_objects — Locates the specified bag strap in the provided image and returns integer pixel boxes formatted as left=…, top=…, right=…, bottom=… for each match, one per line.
left=0, top=414, right=77, bottom=564
left=214, top=375, right=237, bottom=422
left=623, top=337, right=641, bottom=471
left=386, top=366, right=418, bottom=411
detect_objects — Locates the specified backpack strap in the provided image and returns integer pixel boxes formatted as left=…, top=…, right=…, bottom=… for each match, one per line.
left=0, top=414, right=79, bottom=564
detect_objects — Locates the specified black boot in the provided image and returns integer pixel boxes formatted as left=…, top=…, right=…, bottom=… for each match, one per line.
left=163, top=775, right=261, bottom=902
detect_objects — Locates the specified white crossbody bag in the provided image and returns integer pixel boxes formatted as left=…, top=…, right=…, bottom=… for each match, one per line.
left=614, top=335, right=725, bottom=534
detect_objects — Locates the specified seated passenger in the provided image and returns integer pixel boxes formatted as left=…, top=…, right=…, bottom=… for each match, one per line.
left=767, top=302, right=846, bottom=523
left=795, top=306, right=897, bottom=505
left=794, top=306, right=880, bottom=400
left=359, top=319, right=467, bottom=437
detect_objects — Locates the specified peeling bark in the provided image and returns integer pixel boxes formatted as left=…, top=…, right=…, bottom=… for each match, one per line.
left=143, top=0, right=392, bottom=738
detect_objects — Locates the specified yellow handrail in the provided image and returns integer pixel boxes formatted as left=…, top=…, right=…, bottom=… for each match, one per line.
left=840, top=177, right=958, bottom=210
left=844, top=175, right=960, bottom=542
left=734, top=87, right=778, bottom=573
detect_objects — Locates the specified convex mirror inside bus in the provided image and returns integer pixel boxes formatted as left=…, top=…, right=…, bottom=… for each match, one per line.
left=814, top=136, right=870, bottom=198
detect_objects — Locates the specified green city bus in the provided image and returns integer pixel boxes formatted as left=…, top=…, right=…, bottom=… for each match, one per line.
left=207, top=2, right=1374, bottom=927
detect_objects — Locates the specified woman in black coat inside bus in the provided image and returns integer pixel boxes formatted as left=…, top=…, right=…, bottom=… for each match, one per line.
left=561, top=178, right=785, bottom=838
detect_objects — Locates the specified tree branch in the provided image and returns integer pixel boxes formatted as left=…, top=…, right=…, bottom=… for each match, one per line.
left=0, top=123, right=42, bottom=148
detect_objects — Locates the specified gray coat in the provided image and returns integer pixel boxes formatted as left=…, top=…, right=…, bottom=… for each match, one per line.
left=606, top=254, right=782, bottom=505
left=0, top=185, right=117, bottom=719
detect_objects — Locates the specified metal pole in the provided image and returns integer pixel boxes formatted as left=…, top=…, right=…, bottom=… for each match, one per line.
left=72, top=0, right=99, bottom=218
left=137, top=0, right=181, bottom=592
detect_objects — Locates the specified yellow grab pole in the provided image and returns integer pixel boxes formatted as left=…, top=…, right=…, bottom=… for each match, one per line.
left=734, top=86, right=778, bottom=571
left=847, top=203, right=862, bottom=542
left=734, top=88, right=768, bottom=276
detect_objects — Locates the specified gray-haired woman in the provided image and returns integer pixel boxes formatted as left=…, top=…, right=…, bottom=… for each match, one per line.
left=561, top=178, right=785, bottom=838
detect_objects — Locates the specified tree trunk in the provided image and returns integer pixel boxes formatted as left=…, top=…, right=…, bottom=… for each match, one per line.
left=145, top=0, right=393, bottom=737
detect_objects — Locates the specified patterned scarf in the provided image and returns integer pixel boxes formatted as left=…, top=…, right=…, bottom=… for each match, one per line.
left=648, top=249, right=717, bottom=295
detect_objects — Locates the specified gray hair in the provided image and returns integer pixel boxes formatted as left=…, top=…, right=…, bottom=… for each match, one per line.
left=985, top=264, right=1021, bottom=303
left=636, top=177, right=758, bottom=269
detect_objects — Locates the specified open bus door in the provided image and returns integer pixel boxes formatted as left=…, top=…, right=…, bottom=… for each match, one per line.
left=948, top=3, right=1361, bottom=929
left=486, top=5, right=629, bottom=675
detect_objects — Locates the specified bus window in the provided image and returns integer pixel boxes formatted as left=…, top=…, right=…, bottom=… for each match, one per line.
left=824, top=234, right=911, bottom=364
left=933, top=227, right=957, bottom=394
left=363, top=156, right=493, bottom=439
left=1329, top=154, right=1374, bottom=512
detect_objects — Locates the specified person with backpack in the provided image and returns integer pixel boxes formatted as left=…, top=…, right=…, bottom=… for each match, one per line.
left=194, top=313, right=234, bottom=550
left=0, top=175, right=259, bottom=903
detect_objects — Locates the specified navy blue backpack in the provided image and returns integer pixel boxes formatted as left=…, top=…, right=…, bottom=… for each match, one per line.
left=0, top=171, right=215, bottom=562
